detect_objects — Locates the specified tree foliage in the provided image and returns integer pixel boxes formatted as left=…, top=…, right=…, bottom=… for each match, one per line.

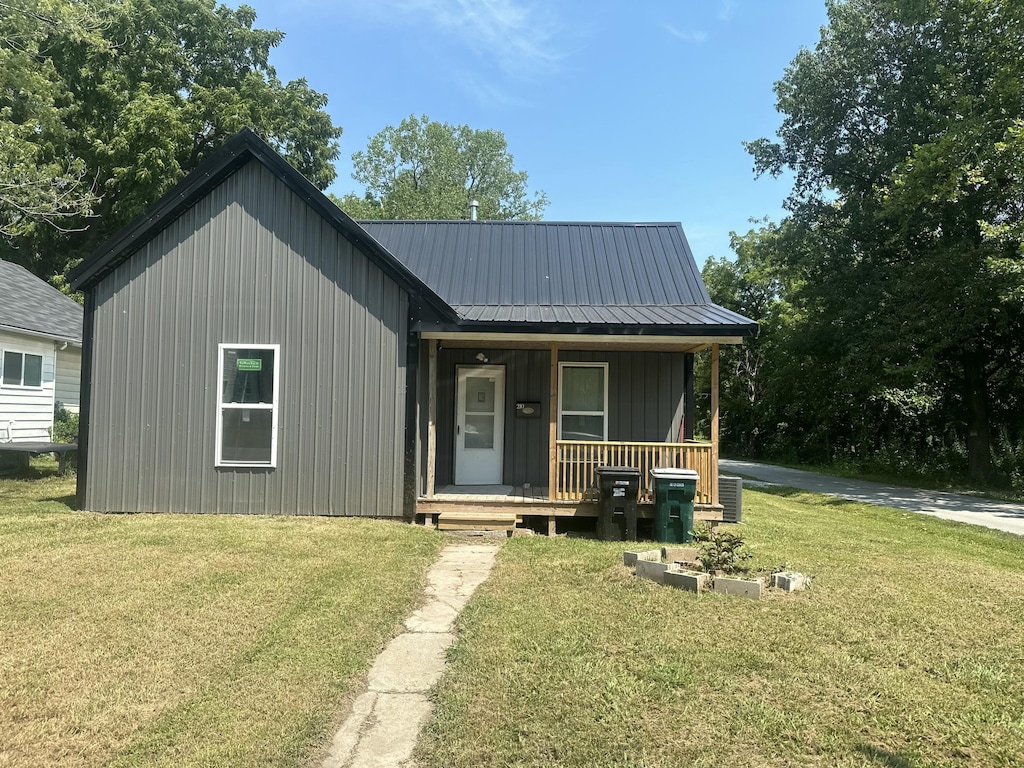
left=0, top=0, right=101, bottom=239
left=336, top=114, right=547, bottom=221
left=1, top=0, right=341, bottom=284
left=729, top=0, right=1024, bottom=485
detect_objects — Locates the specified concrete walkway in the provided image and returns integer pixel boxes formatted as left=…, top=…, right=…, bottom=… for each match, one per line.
left=321, top=542, right=500, bottom=768
left=721, top=458, right=1024, bottom=536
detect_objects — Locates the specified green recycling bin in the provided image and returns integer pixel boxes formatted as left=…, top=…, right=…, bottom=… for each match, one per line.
left=649, top=468, right=699, bottom=543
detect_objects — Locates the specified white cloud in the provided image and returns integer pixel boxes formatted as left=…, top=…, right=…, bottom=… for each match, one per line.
left=336, top=0, right=565, bottom=77
left=664, top=23, right=707, bottom=44
left=718, top=0, right=736, bottom=22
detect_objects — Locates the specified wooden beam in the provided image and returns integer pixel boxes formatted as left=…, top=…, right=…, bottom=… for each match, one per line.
left=433, top=337, right=711, bottom=353
left=548, top=342, right=559, bottom=501
left=710, top=343, right=720, bottom=507
left=426, top=339, right=437, bottom=498
left=421, top=331, right=745, bottom=347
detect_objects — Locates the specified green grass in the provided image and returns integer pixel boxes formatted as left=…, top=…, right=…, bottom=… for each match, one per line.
left=416, top=488, right=1024, bottom=767
left=0, top=459, right=444, bottom=767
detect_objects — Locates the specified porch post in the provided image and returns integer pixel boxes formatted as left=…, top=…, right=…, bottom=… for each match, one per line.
left=426, top=339, right=437, bottom=498
left=710, top=343, right=720, bottom=506
left=548, top=342, right=558, bottom=501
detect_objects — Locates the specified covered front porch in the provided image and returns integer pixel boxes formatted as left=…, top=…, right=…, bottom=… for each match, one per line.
left=414, top=332, right=728, bottom=532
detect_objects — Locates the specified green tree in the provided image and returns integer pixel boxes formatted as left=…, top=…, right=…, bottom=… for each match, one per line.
left=703, top=223, right=790, bottom=411
left=0, top=0, right=101, bottom=239
left=747, top=0, right=1024, bottom=482
left=336, top=114, right=547, bottom=220
left=1, top=0, right=341, bottom=284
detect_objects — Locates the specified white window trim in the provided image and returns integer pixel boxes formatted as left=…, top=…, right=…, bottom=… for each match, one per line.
left=1, top=349, right=45, bottom=389
left=215, top=343, right=280, bottom=468
left=557, top=361, right=609, bottom=441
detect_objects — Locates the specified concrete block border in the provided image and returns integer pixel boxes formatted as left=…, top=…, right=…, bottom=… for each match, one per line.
left=625, top=549, right=810, bottom=602
left=713, top=576, right=763, bottom=600
left=623, top=549, right=662, bottom=567
left=635, top=559, right=679, bottom=584
left=771, top=571, right=811, bottom=592
left=664, top=570, right=708, bottom=593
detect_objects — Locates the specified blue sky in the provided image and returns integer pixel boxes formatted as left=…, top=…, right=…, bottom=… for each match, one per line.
left=246, top=0, right=829, bottom=265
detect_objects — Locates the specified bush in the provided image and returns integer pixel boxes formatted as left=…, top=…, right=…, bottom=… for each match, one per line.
left=691, top=523, right=750, bottom=574
left=53, top=403, right=79, bottom=444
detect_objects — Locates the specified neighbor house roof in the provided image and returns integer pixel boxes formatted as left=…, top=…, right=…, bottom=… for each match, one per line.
left=359, top=220, right=757, bottom=336
left=0, top=259, right=83, bottom=343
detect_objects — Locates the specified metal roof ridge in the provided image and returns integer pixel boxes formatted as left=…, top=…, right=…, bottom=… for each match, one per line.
left=358, top=220, right=684, bottom=227
left=450, top=303, right=729, bottom=309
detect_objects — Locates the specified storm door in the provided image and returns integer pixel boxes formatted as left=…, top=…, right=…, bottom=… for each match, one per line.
left=454, top=365, right=505, bottom=485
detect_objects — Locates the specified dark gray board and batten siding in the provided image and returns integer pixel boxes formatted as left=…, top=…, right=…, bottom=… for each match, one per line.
left=84, top=161, right=408, bottom=516
left=432, top=346, right=692, bottom=489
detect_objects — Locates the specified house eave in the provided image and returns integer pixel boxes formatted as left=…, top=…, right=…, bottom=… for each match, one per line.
left=0, top=324, right=82, bottom=346
left=418, top=328, right=748, bottom=350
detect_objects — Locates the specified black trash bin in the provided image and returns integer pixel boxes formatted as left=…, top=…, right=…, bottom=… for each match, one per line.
left=595, top=466, right=642, bottom=541
left=650, top=467, right=699, bottom=543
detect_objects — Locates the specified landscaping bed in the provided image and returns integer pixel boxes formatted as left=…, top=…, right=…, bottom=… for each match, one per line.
left=0, top=459, right=444, bottom=767
left=417, top=487, right=1024, bottom=767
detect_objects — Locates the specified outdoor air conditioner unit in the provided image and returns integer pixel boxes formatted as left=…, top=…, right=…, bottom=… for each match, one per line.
left=719, top=475, right=743, bottom=523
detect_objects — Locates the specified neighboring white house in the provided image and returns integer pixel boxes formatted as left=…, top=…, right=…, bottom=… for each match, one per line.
left=0, top=259, right=83, bottom=443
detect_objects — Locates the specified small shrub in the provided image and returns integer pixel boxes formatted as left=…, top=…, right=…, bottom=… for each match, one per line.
left=52, top=403, right=79, bottom=444
left=692, top=524, right=750, bottom=574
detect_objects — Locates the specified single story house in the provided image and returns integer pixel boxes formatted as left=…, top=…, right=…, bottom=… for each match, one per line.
left=0, top=259, right=83, bottom=442
left=69, top=129, right=756, bottom=528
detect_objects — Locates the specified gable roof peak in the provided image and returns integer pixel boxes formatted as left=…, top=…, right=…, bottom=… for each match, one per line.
left=68, top=128, right=458, bottom=322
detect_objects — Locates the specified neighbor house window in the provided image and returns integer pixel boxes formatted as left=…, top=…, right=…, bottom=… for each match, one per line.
left=216, top=344, right=279, bottom=467
left=2, top=351, right=43, bottom=388
left=558, top=362, right=608, bottom=441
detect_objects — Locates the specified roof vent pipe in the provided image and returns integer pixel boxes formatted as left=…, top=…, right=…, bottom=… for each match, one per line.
left=469, top=199, right=479, bottom=221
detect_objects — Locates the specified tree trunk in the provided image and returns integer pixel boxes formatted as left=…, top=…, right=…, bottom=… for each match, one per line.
left=963, top=351, right=993, bottom=483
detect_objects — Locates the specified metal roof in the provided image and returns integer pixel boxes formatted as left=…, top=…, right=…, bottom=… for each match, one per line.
left=64, top=128, right=754, bottom=338
left=452, top=303, right=751, bottom=326
left=358, top=220, right=756, bottom=335
left=0, top=259, right=83, bottom=343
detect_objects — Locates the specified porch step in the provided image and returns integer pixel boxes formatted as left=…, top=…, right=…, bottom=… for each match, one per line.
left=437, top=509, right=518, bottom=531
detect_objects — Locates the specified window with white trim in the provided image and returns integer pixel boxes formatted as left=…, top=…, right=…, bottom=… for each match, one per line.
left=216, top=344, right=279, bottom=467
left=2, top=350, right=43, bottom=388
left=558, top=362, right=608, bottom=441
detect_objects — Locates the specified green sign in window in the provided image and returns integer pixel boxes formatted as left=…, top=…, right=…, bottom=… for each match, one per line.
left=237, top=358, right=263, bottom=371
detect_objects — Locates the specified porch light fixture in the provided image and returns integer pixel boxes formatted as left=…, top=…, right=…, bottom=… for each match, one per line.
left=475, top=352, right=489, bottom=363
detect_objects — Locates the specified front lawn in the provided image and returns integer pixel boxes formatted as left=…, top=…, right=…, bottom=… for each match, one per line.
left=417, top=488, right=1024, bottom=767
left=0, top=460, right=444, bottom=767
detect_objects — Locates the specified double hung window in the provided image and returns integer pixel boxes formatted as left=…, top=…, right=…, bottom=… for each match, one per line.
left=216, top=344, right=279, bottom=467
left=558, top=362, right=608, bottom=441
left=2, top=351, right=43, bottom=388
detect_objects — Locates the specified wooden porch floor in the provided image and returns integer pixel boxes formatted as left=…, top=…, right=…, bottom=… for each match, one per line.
left=429, top=485, right=554, bottom=503
left=418, top=485, right=724, bottom=524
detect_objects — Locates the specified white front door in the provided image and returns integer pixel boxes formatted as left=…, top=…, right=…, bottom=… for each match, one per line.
left=455, top=365, right=505, bottom=485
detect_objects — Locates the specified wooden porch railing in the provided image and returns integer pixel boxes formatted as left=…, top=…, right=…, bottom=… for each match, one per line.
left=554, top=440, right=715, bottom=505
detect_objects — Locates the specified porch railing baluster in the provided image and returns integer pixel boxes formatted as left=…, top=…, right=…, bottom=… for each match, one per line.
left=554, top=439, right=715, bottom=505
